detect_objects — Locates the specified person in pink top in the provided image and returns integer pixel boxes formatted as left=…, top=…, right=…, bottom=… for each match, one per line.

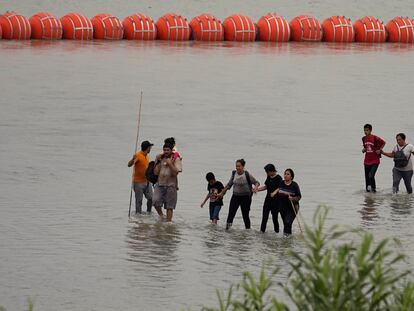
left=362, top=124, right=386, bottom=193
left=164, top=137, right=182, bottom=160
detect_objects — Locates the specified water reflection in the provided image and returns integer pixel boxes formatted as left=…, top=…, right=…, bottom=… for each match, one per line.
left=359, top=193, right=382, bottom=225
left=126, top=218, right=181, bottom=268
left=0, top=40, right=32, bottom=50
left=203, top=225, right=225, bottom=250
left=389, top=194, right=414, bottom=217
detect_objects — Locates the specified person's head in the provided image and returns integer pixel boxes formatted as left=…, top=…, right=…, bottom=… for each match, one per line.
left=141, top=140, right=154, bottom=153
left=364, top=124, right=372, bottom=136
left=235, top=159, right=246, bottom=173
left=396, top=133, right=406, bottom=147
left=284, top=168, right=295, bottom=182
left=264, top=163, right=276, bottom=177
left=205, top=172, right=216, bottom=185
left=162, top=143, right=173, bottom=157
left=164, top=137, right=176, bottom=148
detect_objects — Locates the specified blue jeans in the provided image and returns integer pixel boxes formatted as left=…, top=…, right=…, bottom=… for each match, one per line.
left=209, top=203, right=222, bottom=220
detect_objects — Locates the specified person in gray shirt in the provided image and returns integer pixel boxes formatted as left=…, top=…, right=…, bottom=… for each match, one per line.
left=218, top=159, right=259, bottom=230
left=381, top=133, right=414, bottom=194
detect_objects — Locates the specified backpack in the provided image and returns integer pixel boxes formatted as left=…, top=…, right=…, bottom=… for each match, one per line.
left=145, top=161, right=158, bottom=184
left=394, top=145, right=410, bottom=168
left=231, top=170, right=253, bottom=194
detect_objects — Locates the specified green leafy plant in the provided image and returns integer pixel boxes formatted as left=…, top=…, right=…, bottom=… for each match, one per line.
left=203, top=206, right=414, bottom=311
left=0, top=298, right=33, bottom=311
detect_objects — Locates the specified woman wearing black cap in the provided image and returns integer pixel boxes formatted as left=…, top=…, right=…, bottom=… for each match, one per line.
left=219, top=159, right=259, bottom=230
left=271, top=168, right=301, bottom=235
left=256, top=164, right=282, bottom=233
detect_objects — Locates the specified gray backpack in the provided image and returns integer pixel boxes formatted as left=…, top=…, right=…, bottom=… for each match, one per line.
left=394, top=145, right=410, bottom=168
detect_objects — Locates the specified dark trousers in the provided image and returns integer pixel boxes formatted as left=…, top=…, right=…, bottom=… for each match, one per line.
left=226, top=195, right=252, bottom=229
left=392, top=168, right=413, bottom=194
left=280, top=203, right=297, bottom=235
left=260, top=198, right=279, bottom=233
left=364, top=164, right=379, bottom=191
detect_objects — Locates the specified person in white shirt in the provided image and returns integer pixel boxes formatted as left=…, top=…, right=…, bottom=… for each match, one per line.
left=381, top=133, right=414, bottom=194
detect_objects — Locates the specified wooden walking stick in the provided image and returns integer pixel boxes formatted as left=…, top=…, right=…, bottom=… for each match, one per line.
left=290, top=199, right=303, bottom=234
left=128, top=91, right=143, bottom=218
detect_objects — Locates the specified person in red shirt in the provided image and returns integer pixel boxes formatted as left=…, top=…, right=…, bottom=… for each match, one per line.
left=362, top=124, right=386, bottom=192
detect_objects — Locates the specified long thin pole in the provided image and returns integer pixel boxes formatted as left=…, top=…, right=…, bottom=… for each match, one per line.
left=128, top=91, right=143, bottom=218
left=290, top=200, right=303, bottom=234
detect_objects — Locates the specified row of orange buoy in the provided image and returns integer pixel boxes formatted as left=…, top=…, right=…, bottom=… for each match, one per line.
left=1, top=11, right=414, bottom=43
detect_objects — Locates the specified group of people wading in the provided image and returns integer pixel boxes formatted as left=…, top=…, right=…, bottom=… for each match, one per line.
left=128, top=138, right=302, bottom=235
left=200, top=160, right=301, bottom=235
left=362, top=124, right=414, bottom=194
left=127, top=124, right=414, bottom=235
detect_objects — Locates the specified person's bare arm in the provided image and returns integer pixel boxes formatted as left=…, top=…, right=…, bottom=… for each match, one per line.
left=217, top=186, right=229, bottom=199
left=127, top=155, right=136, bottom=167
left=381, top=150, right=394, bottom=158
left=200, top=193, right=209, bottom=208
left=376, top=141, right=386, bottom=155
left=166, top=157, right=182, bottom=175
left=270, top=188, right=279, bottom=198
left=153, top=154, right=163, bottom=175
left=250, top=175, right=260, bottom=193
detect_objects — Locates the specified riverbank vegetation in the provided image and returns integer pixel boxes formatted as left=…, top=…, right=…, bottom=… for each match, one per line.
left=202, top=206, right=414, bottom=311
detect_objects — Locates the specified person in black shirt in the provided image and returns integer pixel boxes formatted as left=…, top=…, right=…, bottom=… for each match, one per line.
left=271, top=168, right=301, bottom=235
left=200, top=172, right=224, bottom=224
left=255, top=164, right=282, bottom=233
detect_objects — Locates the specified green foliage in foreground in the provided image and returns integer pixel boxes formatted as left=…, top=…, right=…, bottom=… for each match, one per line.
left=0, top=298, right=33, bottom=311
left=203, top=206, right=414, bottom=311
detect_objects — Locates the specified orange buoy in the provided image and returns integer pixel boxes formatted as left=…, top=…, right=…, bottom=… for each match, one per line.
left=0, top=11, right=31, bottom=40
left=354, top=16, right=386, bottom=43
left=0, top=23, right=2, bottom=39
left=222, top=14, right=255, bottom=42
left=29, top=12, right=62, bottom=40
left=60, top=13, right=93, bottom=40
left=189, top=14, right=223, bottom=41
left=290, top=15, right=322, bottom=42
left=122, top=13, right=156, bottom=40
left=386, top=17, right=414, bottom=43
left=322, top=16, right=354, bottom=42
left=156, top=13, right=190, bottom=40
left=91, top=13, right=123, bottom=40
left=257, top=13, right=290, bottom=42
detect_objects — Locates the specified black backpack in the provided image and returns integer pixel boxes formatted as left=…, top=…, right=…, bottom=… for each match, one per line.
left=394, top=145, right=410, bottom=168
left=145, top=161, right=158, bottom=184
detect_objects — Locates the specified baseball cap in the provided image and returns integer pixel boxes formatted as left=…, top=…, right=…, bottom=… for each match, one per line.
left=141, top=141, right=154, bottom=150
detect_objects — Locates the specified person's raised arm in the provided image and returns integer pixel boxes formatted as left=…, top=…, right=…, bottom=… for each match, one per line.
left=166, top=157, right=182, bottom=175
left=153, top=154, right=163, bottom=175
left=127, top=154, right=136, bottom=167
